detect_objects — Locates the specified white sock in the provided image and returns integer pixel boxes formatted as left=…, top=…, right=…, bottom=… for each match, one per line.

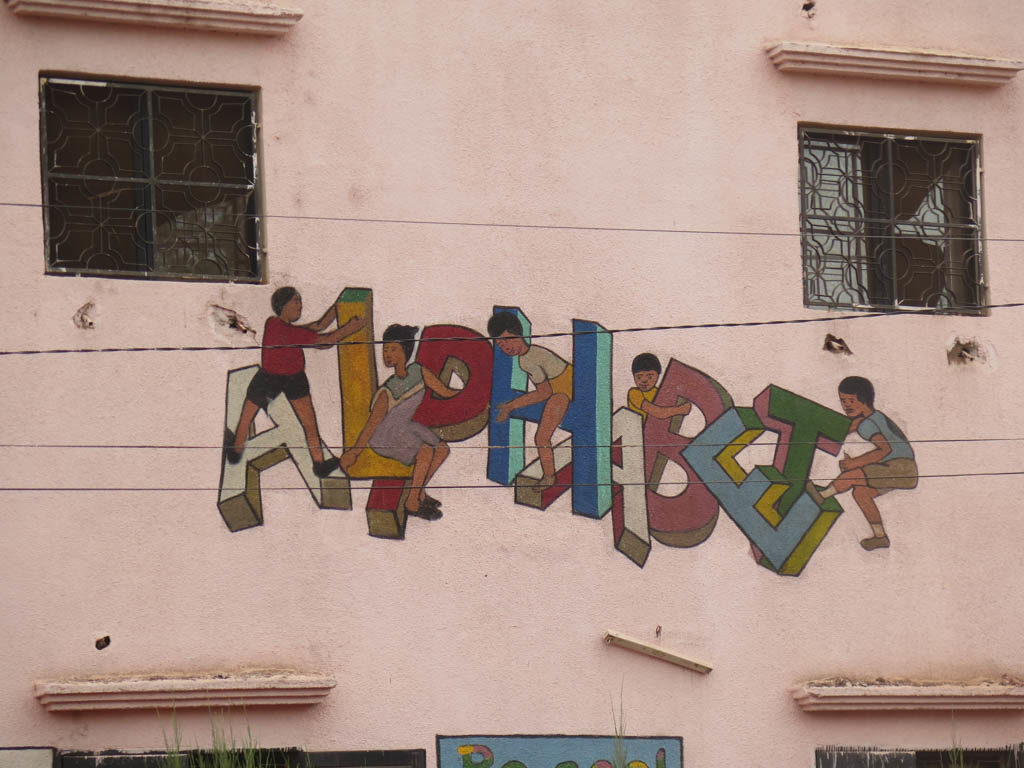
left=871, top=523, right=886, bottom=538
left=820, top=485, right=837, bottom=498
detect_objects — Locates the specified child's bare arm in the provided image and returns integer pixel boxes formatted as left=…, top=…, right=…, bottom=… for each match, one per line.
left=339, top=393, right=388, bottom=470
left=313, top=315, right=366, bottom=348
left=497, top=380, right=552, bottom=422
left=839, top=434, right=892, bottom=471
left=641, top=399, right=691, bottom=420
left=302, top=304, right=338, bottom=332
left=422, top=368, right=458, bottom=399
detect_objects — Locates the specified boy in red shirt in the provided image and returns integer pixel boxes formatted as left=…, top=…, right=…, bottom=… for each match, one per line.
left=225, top=286, right=365, bottom=477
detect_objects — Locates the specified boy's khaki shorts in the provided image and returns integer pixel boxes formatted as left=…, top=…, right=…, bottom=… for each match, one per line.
left=864, top=458, right=919, bottom=494
left=548, top=365, right=574, bottom=400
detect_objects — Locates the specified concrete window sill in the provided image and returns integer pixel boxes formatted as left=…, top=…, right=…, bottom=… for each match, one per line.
left=766, top=42, right=1024, bottom=86
left=5, top=0, right=303, bottom=35
left=794, top=678, right=1024, bottom=711
left=35, top=670, right=336, bottom=711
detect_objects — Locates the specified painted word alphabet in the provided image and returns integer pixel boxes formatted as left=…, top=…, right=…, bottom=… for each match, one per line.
left=217, top=286, right=894, bottom=578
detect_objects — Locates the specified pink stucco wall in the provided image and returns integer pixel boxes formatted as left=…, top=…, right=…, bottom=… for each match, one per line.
left=2, top=2, right=1024, bottom=766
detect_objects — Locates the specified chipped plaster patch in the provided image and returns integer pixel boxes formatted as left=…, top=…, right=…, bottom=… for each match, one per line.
left=73, top=301, right=95, bottom=329
left=209, top=303, right=257, bottom=339
left=947, top=336, right=985, bottom=365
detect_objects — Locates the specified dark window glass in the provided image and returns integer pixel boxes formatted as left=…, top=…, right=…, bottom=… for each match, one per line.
left=40, top=77, right=261, bottom=281
left=799, top=127, right=983, bottom=314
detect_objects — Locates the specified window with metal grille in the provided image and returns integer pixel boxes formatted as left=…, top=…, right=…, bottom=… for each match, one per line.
left=799, top=126, right=984, bottom=314
left=40, top=76, right=261, bottom=281
left=814, top=746, right=1024, bottom=767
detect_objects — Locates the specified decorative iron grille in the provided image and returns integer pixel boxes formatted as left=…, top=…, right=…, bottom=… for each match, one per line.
left=40, top=77, right=261, bottom=281
left=799, top=127, right=984, bottom=314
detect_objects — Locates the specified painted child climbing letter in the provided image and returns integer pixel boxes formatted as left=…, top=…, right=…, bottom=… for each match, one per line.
left=486, top=306, right=612, bottom=519
left=336, top=287, right=493, bottom=538
left=611, top=359, right=733, bottom=567
left=804, top=376, right=918, bottom=552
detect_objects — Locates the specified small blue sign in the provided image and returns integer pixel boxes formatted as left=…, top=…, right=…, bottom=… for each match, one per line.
left=437, top=736, right=683, bottom=768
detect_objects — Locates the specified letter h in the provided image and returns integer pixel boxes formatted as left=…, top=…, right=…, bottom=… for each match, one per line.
left=486, top=307, right=612, bottom=518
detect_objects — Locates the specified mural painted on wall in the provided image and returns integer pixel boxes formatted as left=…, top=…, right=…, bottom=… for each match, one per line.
left=437, top=736, right=682, bottom=768
left=217, top=287, right=919, bottom=575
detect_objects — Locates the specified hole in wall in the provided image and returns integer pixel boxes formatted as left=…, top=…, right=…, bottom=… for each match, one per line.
left=801, top=0, right=816, bottom=17
left=947, top=337, right=982, bottom=365
left=209, top=304, right=256, bottom=337
left=823, top=333, right=852, bottom=355
left=95, top=635, right=111, bottom=650
left=73, top=301, right=95, bottom=329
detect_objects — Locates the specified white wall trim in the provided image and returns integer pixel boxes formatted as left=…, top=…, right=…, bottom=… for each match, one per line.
left=35, top=670, right=335, bottom=711
left=794, top=679, right=1024, bottom=711
left=6, top=0, right=303, bottom=35
left=766, top=41, right=1024, bottom=86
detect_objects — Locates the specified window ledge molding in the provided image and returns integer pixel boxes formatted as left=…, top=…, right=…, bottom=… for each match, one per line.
left=5, top=0, right=303, bottom=35
left=766, top=41, right=1024, bottom=86
left=35, top=670, right=336, bottom=711
left=794, top=679, right=1024, bottom=712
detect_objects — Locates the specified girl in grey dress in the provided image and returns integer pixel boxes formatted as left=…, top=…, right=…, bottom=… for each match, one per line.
left=340, top=325, right=458, bottom=517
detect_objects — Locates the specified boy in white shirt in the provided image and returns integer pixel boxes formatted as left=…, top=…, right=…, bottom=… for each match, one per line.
left=488, top=311, right=572, bottom=491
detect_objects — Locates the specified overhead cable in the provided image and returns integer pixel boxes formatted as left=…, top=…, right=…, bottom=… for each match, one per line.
left=1, top=436, right=1023, bottom=451
left=0, top=469, right=1022, bottom=493
left=0, top=199, right=1009, bottom=241
left=0, top=302, right=1020, bottom=358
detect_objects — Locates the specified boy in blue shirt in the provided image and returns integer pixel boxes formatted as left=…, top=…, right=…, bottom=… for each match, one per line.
left=806, top=376, right=918, bottom=551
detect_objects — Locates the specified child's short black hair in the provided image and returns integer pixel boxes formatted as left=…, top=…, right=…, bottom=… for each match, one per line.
left=271, top=286, right=299, bottom=316
left=631, top=353, right=662, bottom=375
left=383, top=323, right=418, bottom=362
left=838, top=376, right=875, bottom=408
left=487, top=311, right=524, bottom=339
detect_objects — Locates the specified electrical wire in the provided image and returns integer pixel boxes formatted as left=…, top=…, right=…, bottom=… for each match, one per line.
left=0, top=199, right=1010, bottom=241
left=0, top=469, right=1022, bottom=493
left=0, top=301, right=1019, bottom=358
left=0, top=436, right=1022, bottom=451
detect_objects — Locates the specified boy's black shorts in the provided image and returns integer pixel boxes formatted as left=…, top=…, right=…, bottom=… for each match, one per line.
left=245, top=369, right=311, bottom=409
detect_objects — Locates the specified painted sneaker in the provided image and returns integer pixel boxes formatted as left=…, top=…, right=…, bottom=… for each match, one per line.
left=312, top=456, right=340, bottom=478
left=860, top=534, right=890, bottom=551
left=224, top=428, right=242, bottom=464
left=406, top=504, right=442, bottom=521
